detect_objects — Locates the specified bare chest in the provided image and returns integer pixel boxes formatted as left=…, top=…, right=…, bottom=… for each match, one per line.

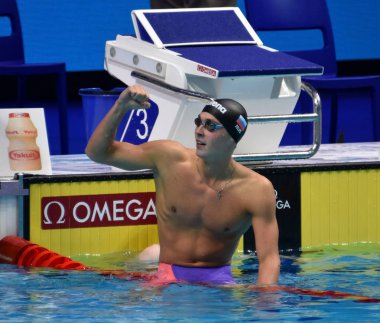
left=155, top=171, right=251, bottom=235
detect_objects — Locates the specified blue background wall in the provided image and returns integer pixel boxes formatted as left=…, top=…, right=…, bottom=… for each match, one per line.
left=1, top=0, right=378, bottom=155
left=14, top=0, right=380, bottom=72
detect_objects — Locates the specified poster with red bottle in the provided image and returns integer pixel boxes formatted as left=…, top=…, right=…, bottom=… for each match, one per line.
left=0, top=108, right=52, bottom=178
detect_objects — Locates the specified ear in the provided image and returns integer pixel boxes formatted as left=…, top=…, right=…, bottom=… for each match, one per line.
left=224, top=133, right=237, bottom=150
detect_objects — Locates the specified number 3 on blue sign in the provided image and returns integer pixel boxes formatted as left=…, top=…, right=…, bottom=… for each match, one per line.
left=136, top=109, right=148, bottom=140
left=118, top=99, right=159, bottom=145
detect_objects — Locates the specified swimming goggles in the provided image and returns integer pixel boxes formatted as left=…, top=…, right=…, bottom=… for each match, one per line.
left=194, top=115, right=224, bottom=132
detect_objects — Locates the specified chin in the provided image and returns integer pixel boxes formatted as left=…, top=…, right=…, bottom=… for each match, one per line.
left=195, top=148, right=206, bottom=158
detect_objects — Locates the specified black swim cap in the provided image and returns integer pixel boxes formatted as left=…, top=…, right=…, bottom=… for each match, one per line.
left=202, top=99, right=248, bottom=143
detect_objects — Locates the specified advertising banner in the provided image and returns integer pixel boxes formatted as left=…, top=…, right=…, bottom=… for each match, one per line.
left=28, top=178, right=159, bottom=256
left=244, top=171, right=301, bottom=252
left=0, top=108, right=51, bottom=178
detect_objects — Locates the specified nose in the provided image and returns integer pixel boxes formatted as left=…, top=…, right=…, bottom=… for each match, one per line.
left=195, top=124, right=205, bottom=136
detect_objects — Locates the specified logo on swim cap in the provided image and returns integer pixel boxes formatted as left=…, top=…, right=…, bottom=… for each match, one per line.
left=209, top=101, right=227, bottom=114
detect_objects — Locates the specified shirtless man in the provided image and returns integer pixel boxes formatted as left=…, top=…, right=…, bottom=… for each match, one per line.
left=86, top=85, right=280, bottom=285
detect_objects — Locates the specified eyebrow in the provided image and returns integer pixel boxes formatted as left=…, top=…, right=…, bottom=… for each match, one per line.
left=199, top=116, right=222, bottom=124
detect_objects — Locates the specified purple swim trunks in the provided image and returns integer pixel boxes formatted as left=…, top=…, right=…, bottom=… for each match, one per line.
left=155, top=263, right=235, bottom=285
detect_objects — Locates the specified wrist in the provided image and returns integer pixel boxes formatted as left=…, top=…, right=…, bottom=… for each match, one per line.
left=114, top=98, right=131, bottom=114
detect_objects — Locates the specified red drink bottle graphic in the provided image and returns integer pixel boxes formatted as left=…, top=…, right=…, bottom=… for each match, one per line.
left=5, top=112, right=42, bottom=171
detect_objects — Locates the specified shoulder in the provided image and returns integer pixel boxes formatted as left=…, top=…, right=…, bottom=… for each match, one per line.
left=234, top=164, right=276, bottom=214
left=149, top=140, right=189, bottom=160
left=236, top=164, right=273, bottom=192
left=146, top=140, right=193, bottom=170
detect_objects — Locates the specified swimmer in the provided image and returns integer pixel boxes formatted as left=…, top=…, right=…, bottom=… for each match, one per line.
left=86, top=85, right=280, bottom=285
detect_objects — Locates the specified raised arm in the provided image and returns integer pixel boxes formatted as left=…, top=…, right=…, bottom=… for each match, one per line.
left=250, top=177, right=280, bottom=286
left=85, top=85, right=157, bottom=171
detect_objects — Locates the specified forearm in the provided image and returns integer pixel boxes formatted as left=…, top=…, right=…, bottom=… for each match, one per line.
left=85, top=99, right=128, bottom=163
left=257, top=254, right=280, bottom=286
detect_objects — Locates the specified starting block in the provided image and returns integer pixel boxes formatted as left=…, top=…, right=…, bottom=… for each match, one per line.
left=104, top=7, right=323, bottom=162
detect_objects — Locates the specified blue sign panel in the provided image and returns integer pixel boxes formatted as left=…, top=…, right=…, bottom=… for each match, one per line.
left=116, top=99, right=159, bottom=145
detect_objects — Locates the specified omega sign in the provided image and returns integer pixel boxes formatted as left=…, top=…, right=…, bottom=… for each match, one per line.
left=41, top=192, right=157, bottom=229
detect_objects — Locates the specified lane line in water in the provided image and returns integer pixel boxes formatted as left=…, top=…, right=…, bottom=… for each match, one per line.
left=1, top=235, right=379, bottom=303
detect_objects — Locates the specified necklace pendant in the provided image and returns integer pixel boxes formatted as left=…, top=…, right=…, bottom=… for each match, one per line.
left=217, top=190, right=223, bottom=200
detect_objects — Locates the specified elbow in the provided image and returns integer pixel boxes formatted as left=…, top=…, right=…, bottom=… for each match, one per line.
left=85, top=144, right=95, bottom=161
left=85, top=143, right=106, bottom=164
left=85, top=144, right=92, bottom=156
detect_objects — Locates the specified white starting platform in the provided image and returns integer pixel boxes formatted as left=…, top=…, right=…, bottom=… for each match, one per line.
left=105, top=7, right=323, bottom=162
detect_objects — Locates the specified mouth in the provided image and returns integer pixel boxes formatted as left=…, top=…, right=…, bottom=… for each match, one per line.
left=196, top=140, right=206, bottom=148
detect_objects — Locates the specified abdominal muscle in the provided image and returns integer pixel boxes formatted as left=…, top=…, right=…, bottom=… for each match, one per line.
left=158, top=229, right=241, bottom=267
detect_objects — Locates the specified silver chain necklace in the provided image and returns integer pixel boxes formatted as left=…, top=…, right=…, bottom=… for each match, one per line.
left=196, top=158, right=235, bottom=200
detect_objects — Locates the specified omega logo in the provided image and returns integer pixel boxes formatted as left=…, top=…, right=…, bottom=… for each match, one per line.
left=274, top=189, right=291, bottom=210
left=41, top=192, right=157, bottom=229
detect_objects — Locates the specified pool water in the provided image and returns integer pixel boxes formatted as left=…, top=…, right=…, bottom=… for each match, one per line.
left=0, top=244, right=379, bottom=322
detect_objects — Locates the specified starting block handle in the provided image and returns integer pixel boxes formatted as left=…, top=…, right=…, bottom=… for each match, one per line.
left=132, top=71, right=214, bottom=101
left=234, top=82, right=321, bottom=162
left=131, top=71, right=321, bottom=161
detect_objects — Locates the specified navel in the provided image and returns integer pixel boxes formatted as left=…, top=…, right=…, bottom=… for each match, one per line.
left=171, top=206, right=177, bottom=213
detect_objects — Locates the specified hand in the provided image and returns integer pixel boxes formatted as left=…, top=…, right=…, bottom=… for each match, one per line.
left=117, top=85, right=151, bottom=111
